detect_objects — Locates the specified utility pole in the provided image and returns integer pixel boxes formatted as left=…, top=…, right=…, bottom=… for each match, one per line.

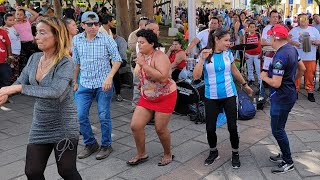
left=188, top=0, right=196, bottom=57
left=171, top=0, right=175, bottom=28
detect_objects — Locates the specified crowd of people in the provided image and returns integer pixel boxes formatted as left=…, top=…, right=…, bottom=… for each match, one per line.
left=0, top=1, right=318, bottom=178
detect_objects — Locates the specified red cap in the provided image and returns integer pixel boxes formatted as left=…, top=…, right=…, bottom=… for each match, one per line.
left=267, top=24, right=289, bottom=39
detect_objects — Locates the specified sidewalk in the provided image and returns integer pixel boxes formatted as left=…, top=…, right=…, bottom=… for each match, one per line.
left=0, top=89, right=320, bottom=180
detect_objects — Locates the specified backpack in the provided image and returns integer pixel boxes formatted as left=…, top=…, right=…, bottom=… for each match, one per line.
left=238, top=91, right=256, bottom=120
left=188, top=102, right=205, bottom=124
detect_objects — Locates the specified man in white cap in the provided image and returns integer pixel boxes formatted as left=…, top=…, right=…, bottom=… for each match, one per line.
left=73, top=11, right=122, bottom=160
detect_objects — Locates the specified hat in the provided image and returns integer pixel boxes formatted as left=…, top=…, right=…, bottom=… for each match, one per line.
left=81, top=11, right=99, bottom=23
left=176, top=18, right=182, bottom=22
left=267, top=24, right=289, bottom=39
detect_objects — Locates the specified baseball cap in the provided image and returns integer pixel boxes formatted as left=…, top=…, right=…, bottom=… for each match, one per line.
left=81, top=11, right=99, bottom=23
left=267, top=24, right=289, bottom=39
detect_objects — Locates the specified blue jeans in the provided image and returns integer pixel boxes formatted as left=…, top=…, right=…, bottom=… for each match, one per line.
left=75, top=84, right=113, bottom=146
left=270, top=102, right=295, bottom=164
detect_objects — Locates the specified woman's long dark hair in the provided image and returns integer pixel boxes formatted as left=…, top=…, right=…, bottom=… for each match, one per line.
left=200, top=28, right=230, bottom=63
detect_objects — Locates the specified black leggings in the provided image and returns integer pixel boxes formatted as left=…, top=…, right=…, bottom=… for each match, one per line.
left=25, top=139, right=82, bottom=180
left=204, top=96, right=239, bottom=149
left=113, top=70, right=121, bottom=95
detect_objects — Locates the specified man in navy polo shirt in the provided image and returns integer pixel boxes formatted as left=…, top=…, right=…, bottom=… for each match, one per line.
left=260, top=24, right=306, bottom=174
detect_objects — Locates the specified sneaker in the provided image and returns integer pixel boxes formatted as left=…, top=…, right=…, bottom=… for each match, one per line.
left=116, top=94, right=123, bottom=102
left=308, top=93, right=315, bottom=102
left=204, top=150, right=220, bottom=166
left=269, top=153, right=283, bottom=163
left=78, top=142, right=100, bottom=159
left=231, top=152, right=241, bottom=169
left=96, top=145, right=113, bottom=160
left=271, top=161, right=294, bottom=174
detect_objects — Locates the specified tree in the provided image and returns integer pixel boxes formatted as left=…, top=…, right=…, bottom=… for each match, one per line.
left=25, top=0, right=30, bottom=6
left=115, top=0, right=131, bottom=40
left=315, top=0, right=320, bottom=14
left=129, top=0, right=137, bottom=31
left=141, top=0, right=153, bottom=20
left=250, top=0, right=280, bottom=8
left=53, top=0, right=63, bottom=19
left=136, top=0, right=171, bottom=8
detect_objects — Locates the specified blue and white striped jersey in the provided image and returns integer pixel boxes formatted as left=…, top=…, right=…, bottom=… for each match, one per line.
left=203, top=50, right=237, bottom=99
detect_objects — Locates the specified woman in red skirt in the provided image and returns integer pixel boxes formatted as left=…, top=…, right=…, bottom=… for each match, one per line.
left=127, top=29, right=177, bottom=166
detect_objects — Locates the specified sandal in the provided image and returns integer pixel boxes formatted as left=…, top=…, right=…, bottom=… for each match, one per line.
left=158, top=155, right=175, bottom=166
left=127, top=155, right=149, bottom=166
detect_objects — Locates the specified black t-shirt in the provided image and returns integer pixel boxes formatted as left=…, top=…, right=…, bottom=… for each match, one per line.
left=64, top=8, right=75, bottom=20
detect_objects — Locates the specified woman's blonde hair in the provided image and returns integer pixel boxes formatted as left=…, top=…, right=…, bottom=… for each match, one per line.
left=37, top=17, right=71, bottom=65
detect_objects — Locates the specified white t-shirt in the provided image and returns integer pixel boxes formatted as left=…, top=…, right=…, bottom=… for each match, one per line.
left=261, top=25, right=272, bottom=43
left=5, top=27, right=21, bottom=55
left=289, top=26, right=320, bottom=61
left=196, top=29, right=210, bottom=49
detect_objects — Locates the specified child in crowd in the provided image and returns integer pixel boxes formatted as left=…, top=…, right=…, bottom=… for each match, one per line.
left=3, top=13, right=21, bottom=83
left=0, top=26, right=12, bottom=88
left=244, top=22, right=261, bottom=85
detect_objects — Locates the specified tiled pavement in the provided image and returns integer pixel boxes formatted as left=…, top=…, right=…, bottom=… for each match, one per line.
left=0, top=89, right=320, bottom=180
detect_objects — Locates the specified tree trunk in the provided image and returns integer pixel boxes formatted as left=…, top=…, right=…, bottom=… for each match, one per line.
left=115, top=0, right=131, bottom=40
left=141, top=0, right=153, bottom=20
left=25, top=0, right=31, bottom=6
left=53, top=0, right=62, bottom=19
left=129, top=0, right=137, bottom=31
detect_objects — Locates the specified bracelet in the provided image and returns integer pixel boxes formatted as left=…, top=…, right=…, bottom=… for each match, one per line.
left=241, top=82, right=247, bottom=87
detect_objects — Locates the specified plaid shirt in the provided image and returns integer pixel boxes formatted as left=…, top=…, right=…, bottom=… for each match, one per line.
left=72, top=31, right=122, bottom=89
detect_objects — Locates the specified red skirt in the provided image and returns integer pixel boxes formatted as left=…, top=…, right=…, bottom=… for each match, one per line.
left=137, top=90, right=177, bottom=113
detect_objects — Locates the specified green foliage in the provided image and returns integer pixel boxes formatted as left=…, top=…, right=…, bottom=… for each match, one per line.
left=175, top=32, right=188, bottom=50
left=250, top=0, right=280, bottom=7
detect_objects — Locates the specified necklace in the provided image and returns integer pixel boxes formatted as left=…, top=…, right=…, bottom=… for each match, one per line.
left=39, top=56, right=53, bottom=75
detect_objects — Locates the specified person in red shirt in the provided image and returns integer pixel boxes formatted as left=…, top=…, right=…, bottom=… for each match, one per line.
left=0, top=28, right=12, bottom=88
left=244, top=22, right=262, bottom=85
left=166, top=39, right=187, bottom=81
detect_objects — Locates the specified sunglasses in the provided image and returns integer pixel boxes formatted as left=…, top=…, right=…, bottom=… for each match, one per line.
left=300, top=17, right=308, bottom=21
left=140, top=16, right=149, bottom=20
left=84, top=22, right=100, bottom=27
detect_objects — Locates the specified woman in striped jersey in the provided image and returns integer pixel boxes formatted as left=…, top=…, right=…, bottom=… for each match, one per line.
left=193, top=29, right=253, bottom=169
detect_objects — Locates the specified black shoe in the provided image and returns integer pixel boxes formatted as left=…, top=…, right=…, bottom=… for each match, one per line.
left=231, top=151, right=241, bottom=169
left=271, top=161, right=294, bottom=174
left=308, top=93, right=315, bottom=102
left=248, top=80, right=254, bottom=86
left=96, top=145, right=113, bottom=160
left=269, top=153, right=283, bottom=163
left=78, top=142, right=100, bottom=159
left=204, top=150, right=220, bottom=166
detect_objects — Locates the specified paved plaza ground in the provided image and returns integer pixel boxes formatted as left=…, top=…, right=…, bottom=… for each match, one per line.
left=0, top=87, right=320, bottom=180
